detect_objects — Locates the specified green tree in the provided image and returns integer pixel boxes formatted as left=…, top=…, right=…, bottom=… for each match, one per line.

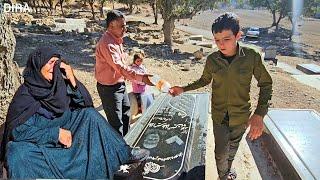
left=118, top=0, right=144, bottom=14
left=249, top=0, right=290, bottom=29
left=159, top=0, right=217, bottom=45
left=304, top=0, right=320, bottom=17
left=249, top=0, right=291, bottom=29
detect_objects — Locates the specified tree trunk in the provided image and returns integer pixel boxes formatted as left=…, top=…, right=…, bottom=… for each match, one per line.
left=275, top=12, right=284, bottom=30
left=89, top=2, right=95, bottom=20
left=48, top=0, right=54, bottom=15
left=129, top=3, right=133, bottom=14
left=271, top=10, right=276, bottom=26
left=163, top=17, right=175, bottom=45
left=151, top=0, right=158, bottom=24
left=59, top=0, right=65, bottom=16
left=99, top=0, right=104, bottom=18
left=0, top=14, right=22, bottom=126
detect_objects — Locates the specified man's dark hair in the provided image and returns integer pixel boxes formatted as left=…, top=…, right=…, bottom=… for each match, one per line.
left=211, top=12, right=240, bottom=36
left=106, top=10, right=124, bottom=28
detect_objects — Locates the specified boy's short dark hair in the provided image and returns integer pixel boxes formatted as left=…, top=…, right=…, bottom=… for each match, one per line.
left=211, top=12, right=240, bottom=36
left=106, top=10, right=124, bottom=28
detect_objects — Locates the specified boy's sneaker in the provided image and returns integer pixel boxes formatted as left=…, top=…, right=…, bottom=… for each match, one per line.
left=227, top=169, right=237, bottom=180
left=129, top=147, right=150, bottom=163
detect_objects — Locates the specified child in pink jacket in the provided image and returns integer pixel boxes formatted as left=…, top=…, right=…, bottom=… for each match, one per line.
left=130, top=53, right=147, bottom=113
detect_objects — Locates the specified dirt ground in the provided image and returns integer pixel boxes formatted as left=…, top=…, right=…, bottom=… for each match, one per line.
left=8, top=2, right=320, bottom=180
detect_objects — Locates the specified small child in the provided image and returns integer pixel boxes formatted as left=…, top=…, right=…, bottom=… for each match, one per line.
left=130, top=53, right=147, bottom=113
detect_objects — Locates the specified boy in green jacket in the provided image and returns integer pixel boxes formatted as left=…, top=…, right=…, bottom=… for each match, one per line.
left=169, top=12, right=272, bottom=180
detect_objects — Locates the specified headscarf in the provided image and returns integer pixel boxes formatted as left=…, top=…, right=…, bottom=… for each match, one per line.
left=0, top=47, right=93, bottom=176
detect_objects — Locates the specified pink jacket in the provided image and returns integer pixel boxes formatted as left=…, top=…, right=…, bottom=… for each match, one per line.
left=129, top=64, right=147, bottom=93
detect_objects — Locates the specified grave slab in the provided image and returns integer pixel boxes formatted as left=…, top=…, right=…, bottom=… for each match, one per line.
left=264, top=109, right=320, bottom=180
left=296, top=64, right=320, bottom=75
left=292, top=75, right=320, bottom=91
left=125, top=93, right=209, bottom=179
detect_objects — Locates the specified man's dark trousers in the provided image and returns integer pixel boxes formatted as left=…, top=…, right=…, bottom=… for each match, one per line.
left=97, top=82, right=130, bottom=136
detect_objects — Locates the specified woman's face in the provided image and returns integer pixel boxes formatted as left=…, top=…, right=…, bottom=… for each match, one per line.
left=41, top=57, right=59, bottom=82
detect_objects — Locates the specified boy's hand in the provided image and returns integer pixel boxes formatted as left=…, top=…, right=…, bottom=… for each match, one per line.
left=247, top=114, right=264, bottom=140
left=169, top=86, right=184, bottom=97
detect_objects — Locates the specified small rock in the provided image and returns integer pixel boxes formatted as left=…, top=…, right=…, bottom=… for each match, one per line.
left=197, top=42, right=213, bottom=48
left=189, top=35, right=203, bottom=41
left=89, top=39, right=96, bottom=45
left=173, top=38, right=189, bottom=44
left=173, top=49, right=180, bottom=54
left=194, top=48, right=204, bottom=60
left=31, top=20, right=37, bottom=25
left=55, top=18, right=67, bottom=23
left=143, top=37, right=150, bottom=42
left=12, top=28, right=20, bottom=34
left=84, top=28, right=91, bottom=33
left=152, top=34, right=160, bottom=39
left=127, top=26, right=138, bottom=33
left=172, top=35, right=180, bottom=40
left=60, top=29, right=67, bottom=34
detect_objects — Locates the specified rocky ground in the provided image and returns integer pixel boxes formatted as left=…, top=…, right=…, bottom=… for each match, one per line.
left=7, top=2, right=320, bottom=179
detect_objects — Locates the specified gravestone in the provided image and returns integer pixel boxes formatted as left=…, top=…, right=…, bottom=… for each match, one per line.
left=125, top=93, right=209, bottom=179
left=296, top=64, right=320, bottom=75
left=264, top=109, right=320, bottom=180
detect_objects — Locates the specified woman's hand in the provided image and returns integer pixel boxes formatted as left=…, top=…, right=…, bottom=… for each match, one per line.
left=59, top=128, right=72, bottom=148
left=60, top=61, right=76, bottom=88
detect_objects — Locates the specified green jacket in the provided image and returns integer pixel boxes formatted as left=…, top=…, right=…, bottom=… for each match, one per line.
left=183, top=44, right=273, bottom=126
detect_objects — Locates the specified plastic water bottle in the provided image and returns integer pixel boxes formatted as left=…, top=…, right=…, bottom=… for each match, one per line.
left=149, top=75, right=171, bottom=93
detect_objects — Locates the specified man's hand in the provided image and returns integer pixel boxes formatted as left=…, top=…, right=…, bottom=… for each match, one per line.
left=169, top=86, right=184, bottom=97
left=142, top=74, right=154, bottom=86
left=59, top=128, right=72, bottom=148
left=247, top=114, right=264, bottom=140
left=60, top=61, right=76, bottom=87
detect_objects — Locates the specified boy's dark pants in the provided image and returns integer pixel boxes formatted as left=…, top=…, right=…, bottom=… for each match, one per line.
left=213, top=115, right=246, bottom=179
left=97, top=82, right=130, bottom=136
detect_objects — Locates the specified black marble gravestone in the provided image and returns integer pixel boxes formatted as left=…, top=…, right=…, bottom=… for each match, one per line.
left=125, top=93, right=209, bottom=180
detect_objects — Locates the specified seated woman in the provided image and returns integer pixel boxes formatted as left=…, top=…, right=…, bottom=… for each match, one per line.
left=0, top=47, right=149, bottom=179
